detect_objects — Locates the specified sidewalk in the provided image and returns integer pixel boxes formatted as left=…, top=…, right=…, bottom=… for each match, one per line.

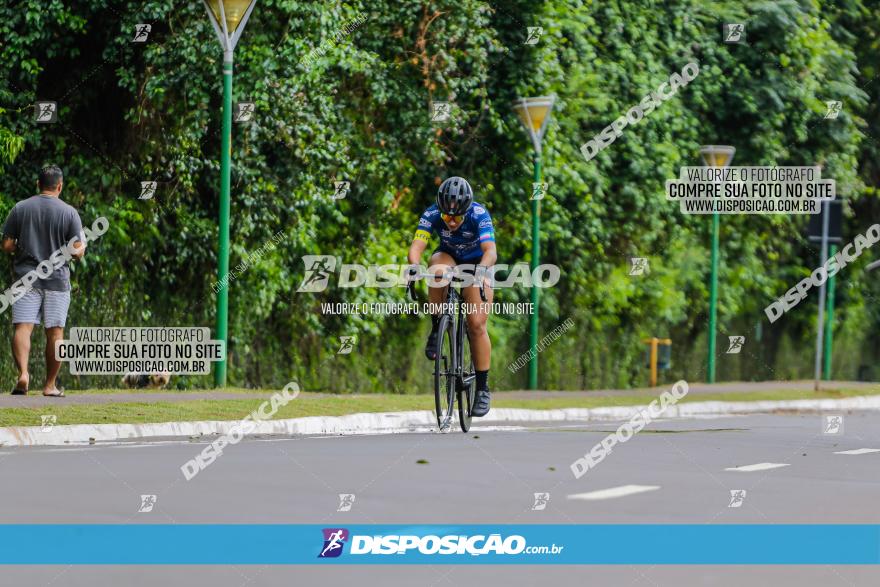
left=0, top=380, right=875, bottom=408
left=3, top=390, right=880, bottom=447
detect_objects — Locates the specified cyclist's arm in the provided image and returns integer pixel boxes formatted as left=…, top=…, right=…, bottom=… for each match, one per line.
left=477, top=241, right=496, bottom=268
left=409, top=215, right=433, bottom=265
left=407, top=238, right=428, bottom=265
left=475, top=207, right=496, bottom=269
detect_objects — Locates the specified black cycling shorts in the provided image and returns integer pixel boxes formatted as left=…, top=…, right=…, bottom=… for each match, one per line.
left=431, top=246, right=481, bottom=269
left=430, top=248, right=494, bottom=286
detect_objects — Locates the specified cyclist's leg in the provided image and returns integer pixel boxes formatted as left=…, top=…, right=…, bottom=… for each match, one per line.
left=462, top=275, right=493, bottom=416
left=462, top=280, right=493, bottom=370
left=427, top=250, right=455, bottom=306
left=424, top=250, right=455, bottom=359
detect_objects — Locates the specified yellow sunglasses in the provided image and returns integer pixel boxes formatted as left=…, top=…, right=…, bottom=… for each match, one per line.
left=442, top=213, right=464, bottom=223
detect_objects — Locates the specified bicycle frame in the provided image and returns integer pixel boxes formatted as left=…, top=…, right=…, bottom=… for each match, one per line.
left=441, top=286, right=472, bottom=387
left=410, top=279, right=469, bottom=380
left=451, top=288, right=475, bottom=391
left=408, top=270, right=484, bottom=431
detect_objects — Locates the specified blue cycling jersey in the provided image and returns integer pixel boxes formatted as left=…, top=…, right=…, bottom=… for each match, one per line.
left=413, top=202, right=495, bottom=262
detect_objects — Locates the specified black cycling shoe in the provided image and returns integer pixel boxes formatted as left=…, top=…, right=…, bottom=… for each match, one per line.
left=472, top=388, right=491, bottom=417
left=425, top=330, right=439, bottom=360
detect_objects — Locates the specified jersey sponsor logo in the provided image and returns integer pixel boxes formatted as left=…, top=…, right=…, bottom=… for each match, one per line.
left=418, top=218, right=432, bottom=228
left=461, top=231, right=474, bottom=238
left=479, top=219, right=492, bottom=228
left=473, top=205, right=486, bottom=215
left=440, top=230, right=452, bottom=238
left=414, top=229, right=431, bottom=243
left=425, top=209, right=440, bottom=217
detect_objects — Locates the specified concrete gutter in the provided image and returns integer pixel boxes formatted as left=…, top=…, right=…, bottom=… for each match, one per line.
left=2, top=395, right=878, bottom=447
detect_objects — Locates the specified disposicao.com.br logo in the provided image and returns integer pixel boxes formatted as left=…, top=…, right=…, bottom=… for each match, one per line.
left=297, top=255, right=560, bottom=292
left=317, top=528, right=563, bottom=558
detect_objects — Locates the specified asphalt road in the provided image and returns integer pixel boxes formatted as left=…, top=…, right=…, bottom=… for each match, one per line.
left=1, top=411, right=879, bottom=586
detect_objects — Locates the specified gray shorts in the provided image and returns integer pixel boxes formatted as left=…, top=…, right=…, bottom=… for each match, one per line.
left=12, top=289, right=71, bottom=328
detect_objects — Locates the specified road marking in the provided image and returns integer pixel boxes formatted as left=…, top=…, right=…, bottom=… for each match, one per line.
left=724, top=462, right=790, bottom=472
left=834, top=448, right=880, bottom=455
left=567, top=485, right=660, bottom=501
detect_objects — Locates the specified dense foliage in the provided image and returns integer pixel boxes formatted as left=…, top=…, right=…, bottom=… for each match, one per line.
left=0, top=0, right=878, bottom=391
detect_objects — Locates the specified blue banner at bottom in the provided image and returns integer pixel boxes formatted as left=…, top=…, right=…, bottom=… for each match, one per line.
left=0, top=525, right=878, bottom=564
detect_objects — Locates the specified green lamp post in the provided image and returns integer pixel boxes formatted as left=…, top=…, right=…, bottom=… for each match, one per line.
left=203, top=0, right=258, bottom=387
left=512, top=95, right=555, bottom=390
left=700, top=145, right=735, bottom=384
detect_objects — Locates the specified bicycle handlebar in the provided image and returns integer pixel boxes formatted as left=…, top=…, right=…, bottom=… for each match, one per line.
left=406, top=271, right=487, bottom=302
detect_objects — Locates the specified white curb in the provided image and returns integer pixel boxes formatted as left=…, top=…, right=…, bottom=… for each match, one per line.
left=2, top=395, right=879, bottom=447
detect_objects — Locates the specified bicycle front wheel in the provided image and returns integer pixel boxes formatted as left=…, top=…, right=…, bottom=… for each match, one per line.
left=434, top=314, right=455, bottom=431
left=458, top=322, right=475, bottom=432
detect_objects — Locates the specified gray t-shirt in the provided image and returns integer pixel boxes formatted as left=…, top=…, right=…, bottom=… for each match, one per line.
left=2, top=195, right=84, bottom=291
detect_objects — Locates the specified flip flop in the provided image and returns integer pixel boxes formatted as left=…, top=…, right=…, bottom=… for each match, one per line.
left=42, top=388, right=65, bottom=398
left=11, top=375, right=29, bottom=395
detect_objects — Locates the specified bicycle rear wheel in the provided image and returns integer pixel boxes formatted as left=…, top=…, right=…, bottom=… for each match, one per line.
left=434, top=314, right=455, bottom=431
left=458, top=322, right=475, bottom=432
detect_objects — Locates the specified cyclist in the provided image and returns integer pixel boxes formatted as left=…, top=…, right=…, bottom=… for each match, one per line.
left=407, top=176, right=497, bottom=417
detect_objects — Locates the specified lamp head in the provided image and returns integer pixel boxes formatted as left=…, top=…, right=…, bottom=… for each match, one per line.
left=512, top=95, right=556, bottom=153
left=203, top=0, right=258, bottom=54
left=699, top=145, right=736, bottom=168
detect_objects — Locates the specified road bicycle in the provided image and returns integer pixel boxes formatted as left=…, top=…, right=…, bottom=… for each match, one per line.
left=407, top=269, right=486, bottom=432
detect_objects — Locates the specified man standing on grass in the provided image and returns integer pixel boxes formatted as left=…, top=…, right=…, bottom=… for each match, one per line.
left=1, top=165, right=85, bottom=397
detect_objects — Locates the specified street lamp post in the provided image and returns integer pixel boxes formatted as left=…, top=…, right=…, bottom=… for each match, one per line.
left=699, top=145, right=735, bottom=384
left=512, top=96, right=555, bottom=390
left=203, top=0, right=258, bottom=387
